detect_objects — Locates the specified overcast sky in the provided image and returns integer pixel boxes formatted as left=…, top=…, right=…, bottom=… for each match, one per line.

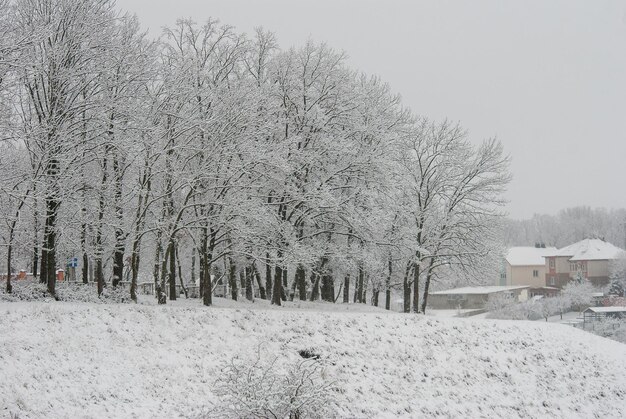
left=117, top=0, right=626, bottom=220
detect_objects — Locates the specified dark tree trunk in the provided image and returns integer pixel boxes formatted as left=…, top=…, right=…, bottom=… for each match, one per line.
left=296, top=264, right=307, bottom=300
left=310, top=271, right=320, bottom=301
left=356, top=264, right=364, bottom=303
left=44, top=192, right=59, bottom=297
left=373, top=290, right=379, bottom=307
left=343, top=274, right=350, bottom=303
left=229, top=257, right=238, bottom=301
left=320, top=263, right=334, bottom=303
left=153, top=229, right=162, bottom=296
left=245, top=266, right=254, bottom=301
left=281, top=266, right=287, bottom=301
left=385, top=255, right=392, bottom=310
left=40, top=242, right=47, bottom=284
left=420, top=258, right=436, bottom=314
left=402, top=260, right=412, bottom=313
left=191, top=247, right=196, bottom=287
left=112, top=241, right=124, bottom=288
left=95, top=259, right=104, bottom=296
left=32, top=192, right=39, bottom=280
left=252, top=263, right=266, bottom=300
left=413, top=261, right=420, bottom=313
left=272, top=264, right=283, bottom=306
left=176, top=245, right=187, bottom=298
left=168, top=239, right=176, bottom=301
left=112, top=153, right=124, bottom=288
left=265, top=253, right=272, bottom=301
left=6, top=243, right=12, bottom=294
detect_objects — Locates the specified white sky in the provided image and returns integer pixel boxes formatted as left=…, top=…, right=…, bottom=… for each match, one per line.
left=116, top=0, right=626, bottom=220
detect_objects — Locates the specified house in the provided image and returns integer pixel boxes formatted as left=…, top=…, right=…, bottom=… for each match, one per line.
left=428, top=285, right=529, bottom=310
left=499, top=246, right=557, bottom=288
left=544, top=239, right=625, bottom=288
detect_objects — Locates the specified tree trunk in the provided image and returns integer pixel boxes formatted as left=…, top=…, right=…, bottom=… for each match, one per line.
left=413, top=261, right=420, bottom=313
left=272, top=263, right=282, bottom=306
left=296, top=264, right=307, bottom=300
left=373, top=290, right=379, bottom=307
left=252, top=262, right=266, bottom=299
left=356, top=264, right=364, bottom=303
left=310, top=271, right=320, bottom=302
left=111, top=153, right=124, bottom=287
left=245, top=266, right=254, bottom=301
left=281, top=266, right=288, bottom=301
left=32, top=199, right=39, bottom=280
left=320, top=261, right=334, bottom=303
left=343, top=274, right=350, bottom=303
left=402, top=260, right=412, bottom=313
left=6, top=243, right=12, bottom=294
left=229, top=257, right=238, bottom=301
left=265, top=253, right=272, bottom=301
left=385, top=254, right=392, bottom=310
left=420, top=258, right=436, bottom=314
left=168, top=239, right=177, bottom=301
left=44, top=191, right=59, bottom=297
left=153, top=229, right=162, bottom=296
left=95, top=258, right=104, bottom=297
left=176, top=245, right=187, bottom=298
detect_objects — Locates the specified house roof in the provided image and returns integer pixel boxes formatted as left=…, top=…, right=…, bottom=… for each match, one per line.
left=430, top=285, right=529, bottom=296
left=554, top=239, right=624, bottom=261
left=583, top=306, right=626, bottom=314
left=505, top=246, right=557, bottom=266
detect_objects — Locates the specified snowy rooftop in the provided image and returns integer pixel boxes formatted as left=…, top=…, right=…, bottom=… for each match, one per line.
left=554, top=239, right=624, bottom=261
left=583, top=306, right=626, bottom=313
left=430, top=285, right=529, bottom=295
left=505, top=246, right=557, bottom=266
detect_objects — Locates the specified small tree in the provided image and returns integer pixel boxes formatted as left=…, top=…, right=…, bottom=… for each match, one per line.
left=562, top=280, right=594, bottom=313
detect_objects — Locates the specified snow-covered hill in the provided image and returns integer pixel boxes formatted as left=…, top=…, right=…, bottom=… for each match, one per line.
left=1, top=300, right=624, bottom=418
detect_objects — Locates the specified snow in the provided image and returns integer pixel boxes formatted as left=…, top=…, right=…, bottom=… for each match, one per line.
left=1, top=299, right=625, bottom=418
left=505, top=246, right=556, bottom=266
left=430, top=285, right=529, bottom=295
left=555, top=239, right=624, bottom=261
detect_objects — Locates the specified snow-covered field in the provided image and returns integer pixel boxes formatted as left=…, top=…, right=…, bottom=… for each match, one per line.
left=1, top=299, right=625, bottom=418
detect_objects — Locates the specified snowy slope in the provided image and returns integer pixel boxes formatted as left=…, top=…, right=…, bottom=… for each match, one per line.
left=1, top=300, right=625, bottom=418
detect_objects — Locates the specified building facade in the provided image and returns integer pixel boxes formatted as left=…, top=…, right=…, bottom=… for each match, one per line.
left=544, top=239, right=625, bottom=288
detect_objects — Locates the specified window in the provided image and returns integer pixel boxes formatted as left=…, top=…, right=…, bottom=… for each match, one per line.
left=549, top=258, right=555, bottom=269
left=500, top=272, right=506, bottom=279
left=533, top=270, right=539, bottom=277
left=549, top=277, right=556, bottom=286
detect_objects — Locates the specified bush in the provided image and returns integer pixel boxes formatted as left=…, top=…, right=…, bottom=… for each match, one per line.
left=0, top=280, right=133, bottom=304
left=0, top=280, right=53, bottom=302
left=204, top=347, right=338, bottom=419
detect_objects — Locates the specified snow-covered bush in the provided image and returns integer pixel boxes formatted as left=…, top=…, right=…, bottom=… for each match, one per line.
left=204, top=348, right=338, bottom=419
left=562, top=280, right=595, bottom=312
left=0, top=280, right=53, bottom=302
left=588, top=317, right=626, bottom=344
left=487, top=297, right=559, bottom=321
left=0, top=280, right=132, bottom=304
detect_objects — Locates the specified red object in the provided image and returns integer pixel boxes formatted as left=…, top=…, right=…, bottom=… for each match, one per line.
left=56, top=270, right=65, bottom=281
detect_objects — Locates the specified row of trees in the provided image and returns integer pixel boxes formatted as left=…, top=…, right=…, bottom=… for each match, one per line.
left=0, top=0, right=510, bottom=312
left=503, top=207, right=626, bottom=249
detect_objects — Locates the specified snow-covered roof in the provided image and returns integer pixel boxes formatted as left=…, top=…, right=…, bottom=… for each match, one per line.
left=583, top=306, right=626, bottom=314
left=505, top=246, right=557, bottom=266
left=430, top=285, right=529, bottom=295
left=555, top=239, right=624, bottom=261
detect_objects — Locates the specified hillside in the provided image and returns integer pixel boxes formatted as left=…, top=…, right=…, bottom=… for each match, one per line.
left=1, top=299, right=625, bottom=418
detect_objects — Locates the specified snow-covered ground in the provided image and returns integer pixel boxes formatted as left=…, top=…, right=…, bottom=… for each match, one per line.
left=1, top=299, right=625, bottom=418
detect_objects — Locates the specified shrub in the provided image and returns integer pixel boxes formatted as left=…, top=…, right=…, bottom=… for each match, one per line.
left=204, top=347, right=337, bottom=419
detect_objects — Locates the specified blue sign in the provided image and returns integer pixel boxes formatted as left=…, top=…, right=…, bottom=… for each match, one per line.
left=69, top=257, right=79, bottom=268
